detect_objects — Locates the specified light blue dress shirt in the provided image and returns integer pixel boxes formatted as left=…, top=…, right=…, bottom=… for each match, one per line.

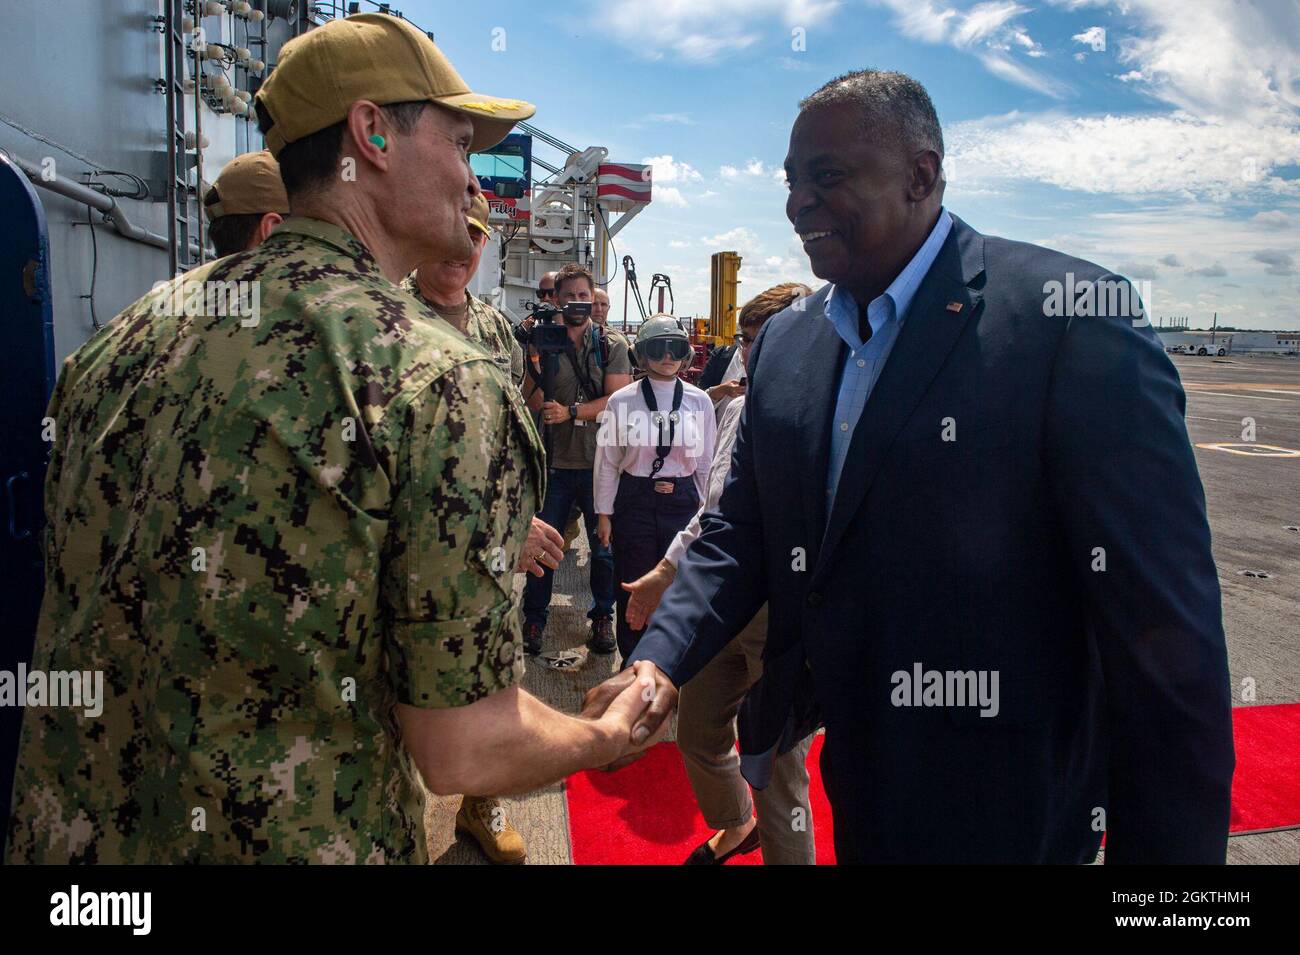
left=824, top=209, right=953, bottom=506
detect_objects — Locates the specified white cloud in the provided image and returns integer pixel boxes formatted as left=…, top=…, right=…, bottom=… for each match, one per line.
left=977, top=51, right=1070, bottom=98
left=655, top=186, right=690, bottom=208
left=1103, top=0, right=1300, bottom=125
left=1253, top=249, right=1296, bottom=275
left=778, top=55, right=816, bottom=71
left=599, top=0, right=841, bottom=64
left=870, top=0, right=1067, bottom=97
left=1114, top=261, right=1158, bottom=280
left=646, top=113, right=697, bottom=125
left=947, top=110, right=1300, bottom=201
left=641, top=155, right=702, bottom=183
left=952, top=1, right=1026, bottom=47
left=1015, top=206, right=1300, bottom=325
left=1013, top=30, right=1046, bottom=57
left=669, top=239, right=693, bottom=248
left=721, top=159, right=781, bottom=181
left=1253, top=210, right=1293, bottom=229
left=703, top=226, right=761, bottom=250
left=1072, top=26, right=1107, bottom=53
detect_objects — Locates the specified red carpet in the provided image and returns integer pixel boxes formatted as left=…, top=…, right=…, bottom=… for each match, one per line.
left=567, top=735, right=835, bottom=865
left=1228, top=703, right=1300, bottom=834
left=565, top=705, right=1300, bottom=863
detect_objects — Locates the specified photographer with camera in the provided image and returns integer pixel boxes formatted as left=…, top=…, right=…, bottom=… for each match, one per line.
left=519, top=264, right=632, bottom=655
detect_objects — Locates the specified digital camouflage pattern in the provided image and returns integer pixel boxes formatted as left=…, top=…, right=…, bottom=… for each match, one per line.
left=5, top=217, right=543, bottom=864
left=400, top=274, right=525, bottom=390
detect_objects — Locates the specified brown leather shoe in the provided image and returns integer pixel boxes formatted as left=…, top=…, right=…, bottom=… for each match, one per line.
left=587, top=616, right=616, bottom=655
left=683, top=826, right=760, bottom=865
left=456, top=796, right=527, bottom=864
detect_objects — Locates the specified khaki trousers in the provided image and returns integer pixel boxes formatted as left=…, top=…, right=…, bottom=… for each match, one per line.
left=676, top=604, right=816, bottom=865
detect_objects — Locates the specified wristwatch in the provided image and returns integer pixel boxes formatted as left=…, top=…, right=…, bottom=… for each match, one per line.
left=569, top=403, right=579, bottom=420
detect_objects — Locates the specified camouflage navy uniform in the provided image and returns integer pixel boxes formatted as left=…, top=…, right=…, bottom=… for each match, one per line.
left=400, top=275, right=524, bottom=390
left=5, top=217, right=543, bottom=863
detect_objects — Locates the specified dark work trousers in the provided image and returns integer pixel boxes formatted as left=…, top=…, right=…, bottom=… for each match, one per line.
left=611, top=473, right=700, bottom=660
left=523, top=467, right=615, bottom=631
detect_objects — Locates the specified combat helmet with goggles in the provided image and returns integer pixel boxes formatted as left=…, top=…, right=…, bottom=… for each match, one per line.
left=635, top=314, right=692, bottom=363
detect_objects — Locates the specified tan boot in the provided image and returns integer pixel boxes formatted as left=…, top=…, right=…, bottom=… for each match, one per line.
left=562, top=507, right=583, bottom=551
left=456, top=796, right=527, bottom=864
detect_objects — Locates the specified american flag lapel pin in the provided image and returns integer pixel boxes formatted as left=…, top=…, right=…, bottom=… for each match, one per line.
left=946, top=301, right=963, bottom=313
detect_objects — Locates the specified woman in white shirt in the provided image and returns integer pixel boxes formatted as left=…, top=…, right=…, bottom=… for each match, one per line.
left=621, top=283, right=815, bottom=866
left=594, top=316, right=716, bottom=659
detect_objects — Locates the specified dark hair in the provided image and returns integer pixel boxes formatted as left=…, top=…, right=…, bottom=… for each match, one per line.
left=555, top=262, right=595, bottom=296
left=256, top=100, right=430, bottom=199
left=207, top=212, right=264, bottom=257
left=799, top=69, right=944, bottom=160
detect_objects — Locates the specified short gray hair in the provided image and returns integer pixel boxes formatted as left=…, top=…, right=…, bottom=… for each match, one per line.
left=799, top=69, right=944, bottom=160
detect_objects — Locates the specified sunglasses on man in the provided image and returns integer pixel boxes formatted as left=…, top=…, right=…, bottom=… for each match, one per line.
left=641, top=339, right=692, bottom=362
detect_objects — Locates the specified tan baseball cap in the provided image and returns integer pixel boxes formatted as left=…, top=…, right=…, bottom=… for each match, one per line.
left=255, top=13, right=535, bottom=158
left=466, top=192, right=492, bottom=238
left=203, top=150, right=290, bottom=219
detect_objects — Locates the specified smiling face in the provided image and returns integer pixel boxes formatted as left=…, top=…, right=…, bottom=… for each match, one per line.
left=784, top=101, right=941, bottom=301
left=418, top=225, right=487, bottom=301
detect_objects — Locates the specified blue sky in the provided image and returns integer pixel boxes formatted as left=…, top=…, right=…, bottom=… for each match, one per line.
left=398, top=0, right=1300, bottom=329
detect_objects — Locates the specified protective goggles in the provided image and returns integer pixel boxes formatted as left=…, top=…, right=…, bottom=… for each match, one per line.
left=639, top=339, right=692, bottom=362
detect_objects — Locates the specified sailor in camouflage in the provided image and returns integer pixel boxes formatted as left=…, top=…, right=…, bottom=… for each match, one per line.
left=402, top=191, right=541, bottom=864
left=6, top=209, right=544, bottom=862
left=401, top=193, right=524, bottom=390
left=5, top=12, right=662, bottom=865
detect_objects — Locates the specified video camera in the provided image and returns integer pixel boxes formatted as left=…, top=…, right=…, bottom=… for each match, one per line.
left=516, top=300, right=596, bottom=462
left=513, top=300, right=591, bottom=353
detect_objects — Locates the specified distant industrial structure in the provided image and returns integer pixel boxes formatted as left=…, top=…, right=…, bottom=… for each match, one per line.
left=1153, top=312, right=1299, bottom=355
left=1156, top=327, right=1300, bottom=355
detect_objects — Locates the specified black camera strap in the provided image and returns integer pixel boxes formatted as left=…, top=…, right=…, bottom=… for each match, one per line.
left=641, top=376, right=683, bottom=477
left=564, top=328, right=603, bottom=402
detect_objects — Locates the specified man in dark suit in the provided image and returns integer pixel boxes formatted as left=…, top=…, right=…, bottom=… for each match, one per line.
left=586, top=69, right=1234, bottom=864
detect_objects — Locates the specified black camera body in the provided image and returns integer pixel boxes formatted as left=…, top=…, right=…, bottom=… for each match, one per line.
left=514, top=301, right=590, bottom=354
left=515, top=300, right=600, bottom=460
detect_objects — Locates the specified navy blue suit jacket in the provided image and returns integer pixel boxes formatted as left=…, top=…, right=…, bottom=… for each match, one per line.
left=629, top=215, right=1235, bottom=863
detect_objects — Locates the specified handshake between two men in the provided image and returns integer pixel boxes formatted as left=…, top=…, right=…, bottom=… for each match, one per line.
left=513, top=515, right=680, bottom=771
left=396, top=659, right=679, bottom=801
